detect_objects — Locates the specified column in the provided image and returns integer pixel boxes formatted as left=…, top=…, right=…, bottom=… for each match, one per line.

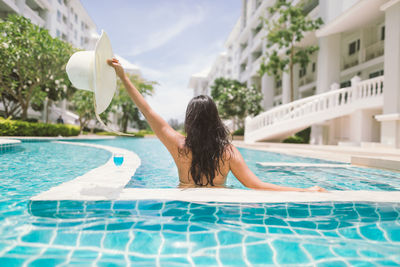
left=376, top=1, right=400, bottom=148
left=311, top=33, right=341, bottom=145
left=241, top=0, right=247, bottom=29
left=282, top=72, right=290, bottom=104
left=261, top=73, right=274, bottom=110
left=316, top=34, right=341, bottom=93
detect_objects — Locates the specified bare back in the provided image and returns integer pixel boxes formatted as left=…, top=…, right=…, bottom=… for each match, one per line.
left=175, top=142, right=231, bottom=187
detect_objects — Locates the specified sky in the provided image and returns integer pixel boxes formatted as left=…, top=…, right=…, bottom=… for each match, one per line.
left=80, top=0, right=242, bottom=122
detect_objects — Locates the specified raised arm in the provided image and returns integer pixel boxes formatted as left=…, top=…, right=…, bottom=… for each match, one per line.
left=107, top=58, right=183, bottom=155
left=229, top=145, right=327, bottom=192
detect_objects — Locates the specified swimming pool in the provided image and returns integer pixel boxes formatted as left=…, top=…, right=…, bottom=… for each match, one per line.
left=83, top=138, right=400, bottom=191
left=1, top=138, right=399, bottom=266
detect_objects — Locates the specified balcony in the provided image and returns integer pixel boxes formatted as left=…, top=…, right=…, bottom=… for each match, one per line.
left=274, top=87, right=282, bottom=96
left=250, top=54, right=263, bottom=77
left=35, top=0, right=51, bottom=10
left=249, top=0, right=268, bottom=29
left=240, top=65, right=251, bottom=82
left=240, top=44, right=250, bottom=63
left=298, top=74, right=316, bottom=87
left=252, top=28, right=264, bottom=50
left=1, top=0, right=19, bottom=13
left=364, top=40, right=384, bottom=61
left=24, top=6, right=45, bottom=27
left=302, top=0, right=319, bottom=15
left=342, top=52, right=360, bottom=70
left=342, top=40, right=385, bottom=70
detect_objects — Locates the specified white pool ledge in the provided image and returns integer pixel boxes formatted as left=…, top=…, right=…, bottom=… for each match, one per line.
left=31, top=141, right=141, bottom=201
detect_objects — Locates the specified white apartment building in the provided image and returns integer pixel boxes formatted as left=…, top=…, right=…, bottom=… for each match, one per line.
left=190, top=0, right=400, bottom=149
left=1, top=0, right=141, bottom=130
left=0, top=0, right=98, bottom=50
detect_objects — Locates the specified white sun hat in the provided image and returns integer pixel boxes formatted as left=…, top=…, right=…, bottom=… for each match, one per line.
left=66, top=30, right=116, bottom=114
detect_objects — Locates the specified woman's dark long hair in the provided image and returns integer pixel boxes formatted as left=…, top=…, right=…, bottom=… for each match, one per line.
left=182, top=95, right=231, bottom=186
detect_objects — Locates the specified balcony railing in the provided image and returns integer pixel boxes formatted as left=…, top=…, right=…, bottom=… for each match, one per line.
left=245, top=76, right=384, bottom=142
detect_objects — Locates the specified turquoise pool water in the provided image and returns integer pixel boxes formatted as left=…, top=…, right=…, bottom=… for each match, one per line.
left=83, top=138, right=400, bottom=191
left=0, top=139, right=399, bottom=266
left=0, top=142, right=110, bottom=266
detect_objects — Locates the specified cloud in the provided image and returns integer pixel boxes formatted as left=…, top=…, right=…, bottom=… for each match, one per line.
left=134, top=39, right=225, bottom=122
left=129, top=5, right=205, bottom=56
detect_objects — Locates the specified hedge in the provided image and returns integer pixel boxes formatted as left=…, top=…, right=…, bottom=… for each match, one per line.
left=282, top=127, right=311, bottom=144
left=0, top=117, right=80, bottom=136
left=96, top=131, right=144, bottom=138
left=233, top=128, right=244, bottom=136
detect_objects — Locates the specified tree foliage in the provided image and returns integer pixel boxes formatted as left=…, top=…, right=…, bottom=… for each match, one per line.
left=0, top=15, right=75, bottom=119
left=259, top=0, right=323, bottom=102
left=211, top=77, right=262, bottom=127
left=70, top=90, right=94, bottom=133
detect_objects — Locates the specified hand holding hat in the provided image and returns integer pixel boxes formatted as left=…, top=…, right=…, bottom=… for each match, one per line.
left=107, top=58, right=125, bottom=80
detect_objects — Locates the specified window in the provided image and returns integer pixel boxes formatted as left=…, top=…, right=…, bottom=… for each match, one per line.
left=57, top=10, right=61, bottom=22
left=275, top=79, right=282, bottom=88
left=56, top=29, right=61, bottom=37
left=312, top=62, right=316, bottom=73
left=348, top=39, right=360, bottom=55
left=81, top=21, right=84, bottom=31
left=74, top=30, right=77, bottom=40
left=74, top=14, right=78, bottom=23
left=340, top=81, right=351, bottom=88
left=58, top=0, right=62, bottom=4
left=369, top=70, right=384, bottom=79
left=299, top=67, right=307, bottom=78
left=381, top=26, right=385, bottom=41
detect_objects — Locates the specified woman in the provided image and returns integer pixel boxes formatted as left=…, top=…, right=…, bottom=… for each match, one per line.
left=107, top=58, right=326, bottom=192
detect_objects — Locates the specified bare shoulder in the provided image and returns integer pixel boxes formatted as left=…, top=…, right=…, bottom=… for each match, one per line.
left=223, top=143, right=240, bottom=162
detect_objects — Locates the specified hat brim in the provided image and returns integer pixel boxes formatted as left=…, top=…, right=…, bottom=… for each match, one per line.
left=94, top=30, right=116, bottom=114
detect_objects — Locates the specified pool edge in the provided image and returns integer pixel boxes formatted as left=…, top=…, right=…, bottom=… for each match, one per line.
left=30, top=141, right=141, bottom=201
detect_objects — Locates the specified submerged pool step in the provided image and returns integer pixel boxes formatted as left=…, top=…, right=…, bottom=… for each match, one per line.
left=256, top=162, right=353, bottom=168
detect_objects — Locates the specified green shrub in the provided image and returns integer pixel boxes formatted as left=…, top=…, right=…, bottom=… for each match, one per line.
left=296, top=127, right=311, bottom=143
left=137, top=129, right=154, bottom=135
left=283, top=135, right=304, bottom=143
left=0, top=117, right=80, bottom=137
left=282, top=127, right=311, bottom=144
left=233, top=128, right=244, bottom=136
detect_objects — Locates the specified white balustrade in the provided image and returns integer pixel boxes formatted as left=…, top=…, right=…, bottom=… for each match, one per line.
left=245, top=76, right=384, bottom=142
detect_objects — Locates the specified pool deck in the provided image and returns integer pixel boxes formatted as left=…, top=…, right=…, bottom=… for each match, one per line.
left=233, top=141, right=400, bottom=172
left=30, top=141, right=400, bottom=203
